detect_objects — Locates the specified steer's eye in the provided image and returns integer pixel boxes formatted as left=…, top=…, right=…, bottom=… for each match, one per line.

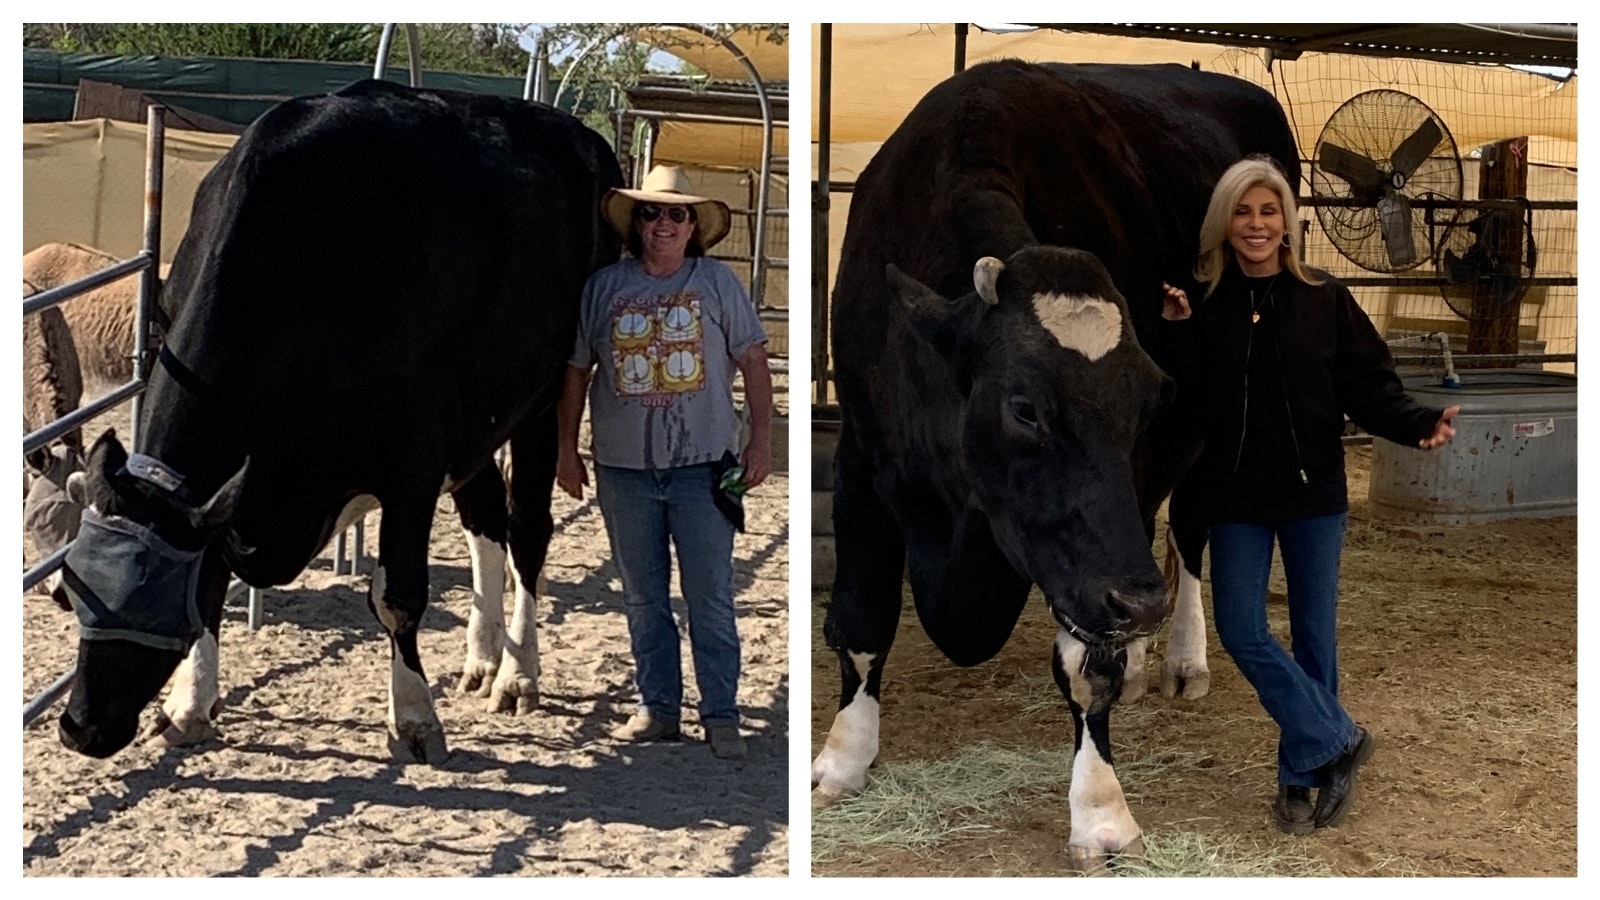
left=1007, top=397, right=1040, bottom=436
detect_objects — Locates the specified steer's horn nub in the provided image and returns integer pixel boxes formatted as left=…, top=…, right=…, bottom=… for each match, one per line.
left=974, top=257, right=1004, bottom=306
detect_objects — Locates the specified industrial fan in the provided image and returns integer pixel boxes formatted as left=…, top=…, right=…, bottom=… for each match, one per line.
left=1311, top=89, right=1462, bottom=272
left=1435, top=199, right=1537, bottom=324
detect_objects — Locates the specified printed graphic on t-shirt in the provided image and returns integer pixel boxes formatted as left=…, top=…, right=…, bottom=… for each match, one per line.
left=608, top=290, right=705, bottom=406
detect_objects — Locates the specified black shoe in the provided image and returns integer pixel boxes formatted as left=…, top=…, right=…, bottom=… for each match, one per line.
left=1273, top=784, right=1315, bottom=835
left=1313, top=726, right=1376, bottom=828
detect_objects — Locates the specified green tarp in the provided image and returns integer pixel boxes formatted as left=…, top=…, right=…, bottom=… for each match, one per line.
left=23, top=48, right=528, bottom=125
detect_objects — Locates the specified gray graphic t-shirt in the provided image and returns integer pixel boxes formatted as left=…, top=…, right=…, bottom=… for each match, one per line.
left=570, top=256, right=767, bottom=470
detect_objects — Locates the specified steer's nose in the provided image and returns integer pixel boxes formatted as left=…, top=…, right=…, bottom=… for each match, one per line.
left=1106, top=578, right=1170, bottom=635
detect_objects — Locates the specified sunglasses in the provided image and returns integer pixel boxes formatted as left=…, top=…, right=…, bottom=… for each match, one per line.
left=637, top=205, right=694, bottom=224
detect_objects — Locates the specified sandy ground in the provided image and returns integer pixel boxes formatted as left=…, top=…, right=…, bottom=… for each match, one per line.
left=810, top=444, right=1577, bottom=877
left=22, top=400, right=790, bottom=877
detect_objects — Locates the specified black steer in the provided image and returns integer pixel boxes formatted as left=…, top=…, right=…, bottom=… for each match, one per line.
left=813, top=60, right=1300, bottom=871
left=58, top=80, right=622, bottom=763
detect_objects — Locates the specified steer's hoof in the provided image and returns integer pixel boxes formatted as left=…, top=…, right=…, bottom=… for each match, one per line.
left=1160, top=662, right=1211, bottom=700
left=388, top=723, right=449, bottom=764
left=458, top=663, right=497, bottom=698
left=1066, top=834, right=1143, bottom=876
left=144, top=710, right=217, bottom=747
left=489, top=677, right=539, bottom=715
left=1118, top=671, right=1148, bottom=705
left=811, top=781, right=858, bottom=809
left=1066, top=844, right=1112, bottom=877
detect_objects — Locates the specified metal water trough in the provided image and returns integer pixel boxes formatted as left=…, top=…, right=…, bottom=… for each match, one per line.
left=1369, top=370, right=1578, bottom=524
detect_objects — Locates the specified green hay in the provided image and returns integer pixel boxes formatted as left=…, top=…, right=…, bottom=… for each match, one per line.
left=811, top=741, right=1390, bottom=877
left=812, top=743, right=1071, bottom=863
left=1111, top=829, right=1337, bottom=877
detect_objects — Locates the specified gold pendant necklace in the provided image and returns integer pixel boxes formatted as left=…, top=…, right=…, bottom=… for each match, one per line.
left=1250, top=273, right=1280, bottom=325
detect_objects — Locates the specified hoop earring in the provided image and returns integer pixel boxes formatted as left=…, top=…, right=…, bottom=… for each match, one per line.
left=1281, top=233, right=1291, bottom=248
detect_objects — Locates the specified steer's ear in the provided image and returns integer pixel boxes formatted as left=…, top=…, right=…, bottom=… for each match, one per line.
left=189, top=457, right=249, bottom=532
left=887, top=264, right=983, bottom=366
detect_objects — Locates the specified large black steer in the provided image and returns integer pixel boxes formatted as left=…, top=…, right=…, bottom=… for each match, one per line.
left=813, top=60, right=1300, bottom=870
left=58, top=80, right=622, bottom=763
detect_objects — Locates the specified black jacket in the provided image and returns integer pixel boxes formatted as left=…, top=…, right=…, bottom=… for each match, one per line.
left=1191, top=263, right=1443, bottom=523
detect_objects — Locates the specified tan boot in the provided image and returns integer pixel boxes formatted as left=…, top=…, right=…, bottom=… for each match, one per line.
left=610, top=711, right=680, bottom=743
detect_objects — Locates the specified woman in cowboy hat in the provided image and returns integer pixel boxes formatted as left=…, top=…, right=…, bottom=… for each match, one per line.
left=556, top=165, right=773, bottom=760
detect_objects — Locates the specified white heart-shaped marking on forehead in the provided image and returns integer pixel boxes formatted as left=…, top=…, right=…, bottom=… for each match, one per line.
left=1032, top=292, right=1123, bottom=361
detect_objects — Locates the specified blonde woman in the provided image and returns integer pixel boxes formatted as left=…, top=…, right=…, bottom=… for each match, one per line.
left=1163, top=157, right=1457, bottom=833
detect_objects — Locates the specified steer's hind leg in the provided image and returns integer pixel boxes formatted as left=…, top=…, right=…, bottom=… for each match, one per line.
left=813, top=434, right=906, bottom=807
left=491, top=412, right=559, bottom=714
left=148, top=548, right=231, bottom=746
left=454, top=462, right=510, bottom=700
left=1161, top=475, right=1210, bottom=700
left=371, top=490, right=448, bottom=764
left=1053, top=632, right=1143, bottom=875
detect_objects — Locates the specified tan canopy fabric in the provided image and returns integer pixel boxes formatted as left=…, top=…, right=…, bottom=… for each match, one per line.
left=811, top=24, right=1577, bottom=169
left=643, top=26, right=788, bottom=83
left=23, top=119, right=234, bottom=263
left=653, top=118, right=787, bottom=172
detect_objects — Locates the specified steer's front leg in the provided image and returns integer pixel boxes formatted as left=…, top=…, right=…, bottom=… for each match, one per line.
left=1053, top=631, right=1144, bottom=875
left=370, top=492, right=448, bottom=764
left=146, top=548, right=231, bottom=747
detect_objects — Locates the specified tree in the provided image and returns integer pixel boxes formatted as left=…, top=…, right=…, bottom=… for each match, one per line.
left=26, top=23, right=381, bottom=62
left=527, top=24, right=787, bottom=140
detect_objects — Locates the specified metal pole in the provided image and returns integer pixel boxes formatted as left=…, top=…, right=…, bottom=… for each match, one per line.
left=662, top=24, right=775, bottom=309
left=954, top=23, right=969, bottom=74
left=22, top=671, right=75, bottom=728
left=403, top=24, right=422, bottom=86
left=641, top=119, right=658, bottom=180
left=527, top=33, right=550, bottom=103
left=374, top=24, right=397, bottom=79
left=815, top=24, right=833, bottom=405
left=132, top=106, right=165, bottom=449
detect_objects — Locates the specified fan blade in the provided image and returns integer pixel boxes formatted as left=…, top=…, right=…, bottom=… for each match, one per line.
left=1391, top=117, right=1443, bottom=179
left=1376, top=191, right=1417, bottom=268
left=1318, top=142, right=1383, bottom=190
left=1441, top=249, right=1476, bottom=285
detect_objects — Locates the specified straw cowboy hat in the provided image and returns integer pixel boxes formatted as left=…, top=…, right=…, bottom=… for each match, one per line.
left=602, top=165, right=732, bottom=250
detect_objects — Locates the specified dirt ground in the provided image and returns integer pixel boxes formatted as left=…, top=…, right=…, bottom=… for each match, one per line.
left=22, top=403, right=790, bottom=877
left=810, top=444, right=1577, bottom=877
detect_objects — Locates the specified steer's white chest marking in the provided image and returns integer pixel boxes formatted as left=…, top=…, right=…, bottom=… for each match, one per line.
left=1032, top=292, right=1122, bottom=361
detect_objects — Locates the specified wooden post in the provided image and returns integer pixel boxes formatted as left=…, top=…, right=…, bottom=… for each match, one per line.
left=1468, top=137, right=1529, bottom=363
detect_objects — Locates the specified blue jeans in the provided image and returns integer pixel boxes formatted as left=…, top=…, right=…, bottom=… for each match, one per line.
left=594, top=462, right=740, bottom=726
left=1209, top=513, right=1357, bottom=786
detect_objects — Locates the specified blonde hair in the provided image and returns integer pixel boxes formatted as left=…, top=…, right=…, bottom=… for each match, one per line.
left=1193, top=157, right=1323, bottom=297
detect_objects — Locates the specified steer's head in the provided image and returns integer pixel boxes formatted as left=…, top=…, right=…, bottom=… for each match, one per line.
left=890, top=246, right=1174, bottom=643
left=57, top=430, right=245, bottom=758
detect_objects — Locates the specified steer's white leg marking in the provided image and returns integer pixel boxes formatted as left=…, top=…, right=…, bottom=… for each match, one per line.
left=812, top=651, right=880, bottom=806
left=1033, top=292, right=1123, bottom=362
left=1056, top=631, right=1142, bottom=870
left=1119, top=636, right=1148, bottom=704
left=489, top=566, right=542, bottom=714
left=151, top=632, right=220, bottom=746
left=1161, top=530, right=1211, bottom=699
left=371, top=565, right=445, bottom=761
left=459, top=530, right=507, bottom=697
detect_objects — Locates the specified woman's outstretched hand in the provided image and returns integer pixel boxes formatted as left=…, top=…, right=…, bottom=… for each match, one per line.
left=1419, top=405, right=1460, bottom=450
